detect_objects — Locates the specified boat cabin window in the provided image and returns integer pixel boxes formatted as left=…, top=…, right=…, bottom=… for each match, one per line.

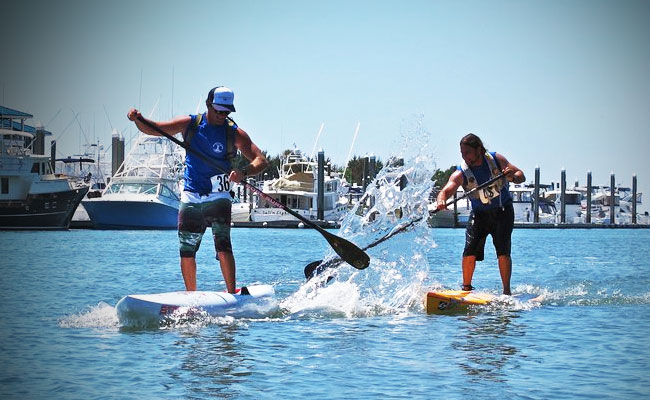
left=31, top=163, right=40, bottom=174
left=159, top=184, right=179, bottom=200
left=1, top=177, right=8, bottom=194
left=564, top=193, right=581, bottom=204
left=512, top=191, right=532, bottom=202
left=106, top=183, right=157, bottom=195
left=539, top=203, right=556, bottom=214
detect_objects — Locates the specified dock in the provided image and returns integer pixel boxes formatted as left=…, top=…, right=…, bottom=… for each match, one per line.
left=232, top=220, right=341, bottom=229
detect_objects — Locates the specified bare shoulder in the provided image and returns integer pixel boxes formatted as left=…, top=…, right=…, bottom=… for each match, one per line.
left=494, top=152, right=511, bottom=166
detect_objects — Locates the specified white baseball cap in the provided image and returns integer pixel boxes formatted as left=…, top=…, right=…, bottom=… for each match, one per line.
left=209, top=86, right=236, bottom=112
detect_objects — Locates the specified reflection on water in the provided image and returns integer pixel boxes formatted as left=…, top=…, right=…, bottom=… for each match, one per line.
left=452, top=313, right=525, bottom=383
left=173, top=324, right=249, bottom=399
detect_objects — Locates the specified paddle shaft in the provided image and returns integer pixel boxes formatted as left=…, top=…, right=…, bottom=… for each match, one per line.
left=136, top=116, right=369, bottom=269
left=137, top=116, right=342, bottom=232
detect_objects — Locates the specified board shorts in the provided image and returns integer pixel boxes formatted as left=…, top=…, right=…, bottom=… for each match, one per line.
left=178, top=196, right=232, bottom=258
left=463, top=202, right=514, bottom=261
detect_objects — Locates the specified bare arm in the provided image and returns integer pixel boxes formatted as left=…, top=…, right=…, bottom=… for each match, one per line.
left=495, top=153, right=525, bottom=184
left=435, top=170, right=464, bottom=210
left=229, top=127, right=269, bottom=183
left=127, top=108, right=191, bottom=137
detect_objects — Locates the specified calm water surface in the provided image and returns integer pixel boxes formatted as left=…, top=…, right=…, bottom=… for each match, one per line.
left=1, top=227, right=649, bottom=399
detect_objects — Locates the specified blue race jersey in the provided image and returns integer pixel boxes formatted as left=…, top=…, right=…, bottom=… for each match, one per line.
left=182, top=113, right=236, bottom=195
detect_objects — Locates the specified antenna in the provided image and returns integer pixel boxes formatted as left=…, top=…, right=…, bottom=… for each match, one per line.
left=171, top=65, right=174, bottom=117
left=343, top=122, right=360, bottom=180
left=72, top=110, right=91, bottom=147
left=138, top=68, right=143, bottom=110
left=148, top=96, right=160, bottom=119
left=54, top=111, right=79, bottom=141
left=102, top=104, right=114, bottom=131
left=309, top=123, right=325, bottom=162
left=45, top=109, right=62, bottom=127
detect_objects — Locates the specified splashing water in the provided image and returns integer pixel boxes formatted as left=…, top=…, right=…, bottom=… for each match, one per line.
left=58, top=302, right=120, bottom=329
left=282, top=116, right=438, bottom=317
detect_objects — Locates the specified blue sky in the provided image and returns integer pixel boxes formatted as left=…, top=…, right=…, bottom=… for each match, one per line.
left=2, top=0, right=649, bottom=210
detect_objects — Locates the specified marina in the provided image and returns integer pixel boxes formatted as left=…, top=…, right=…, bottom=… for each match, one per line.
left=2, top=106, right=646, bottom=231
left=3, top=2, right=650, bottom=398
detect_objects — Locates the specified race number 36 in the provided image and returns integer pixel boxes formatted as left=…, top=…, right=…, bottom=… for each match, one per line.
left=210, top=174, right=231, bottom=193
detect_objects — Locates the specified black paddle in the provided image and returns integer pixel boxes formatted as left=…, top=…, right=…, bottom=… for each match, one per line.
left=136, top=116, right=370, bottom=270
left=303, top=172, right=507, bottom=280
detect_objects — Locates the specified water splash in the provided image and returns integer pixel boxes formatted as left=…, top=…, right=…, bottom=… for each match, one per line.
left=282, top=116, right=437, bottom=317
left=58, top=302, right=120, bottom=329
left=60, top=298, right=279, bottom=330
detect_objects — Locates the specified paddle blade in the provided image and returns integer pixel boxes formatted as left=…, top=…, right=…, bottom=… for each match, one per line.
left=304, top=260, right=323, bottom=280
left=304, top=260, right=338, bottom=283
left=322, top=231, right=370, bottom=270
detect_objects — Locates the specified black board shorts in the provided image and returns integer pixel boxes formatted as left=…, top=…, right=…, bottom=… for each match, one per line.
left=463, top=202, right=514, bottom=261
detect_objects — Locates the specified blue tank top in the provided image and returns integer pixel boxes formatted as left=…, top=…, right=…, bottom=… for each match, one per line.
left=183, top=113, right=236, bottom=195
left=458, top=152, right=512, bottom=211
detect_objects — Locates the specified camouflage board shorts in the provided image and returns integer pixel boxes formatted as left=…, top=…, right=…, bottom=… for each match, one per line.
left=178, top=198, right=232, bottom=258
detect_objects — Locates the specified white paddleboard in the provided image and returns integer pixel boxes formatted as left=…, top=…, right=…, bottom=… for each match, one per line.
left=116, top=284, right=275, bottom=325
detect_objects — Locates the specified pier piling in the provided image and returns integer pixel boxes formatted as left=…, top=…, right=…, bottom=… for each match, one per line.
left=560, top=168, right=566, bottom=224
left=610, top=173, right=616, bottom=224
left=534, top=167, right=540, bottom=223
left=317, top=150, right=325, bottom=221
left=586, top=171, right=592, bottom=224
left=633, top=174, right=637, bottom=225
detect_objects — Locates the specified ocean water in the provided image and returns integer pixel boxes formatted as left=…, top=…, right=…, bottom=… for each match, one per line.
left=2, top=124, right=649, bottom=399
left=1, top=227, right=649, bottom=400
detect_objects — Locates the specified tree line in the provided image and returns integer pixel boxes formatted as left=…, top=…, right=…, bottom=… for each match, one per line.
left=233, top=149, right=456, bottom=189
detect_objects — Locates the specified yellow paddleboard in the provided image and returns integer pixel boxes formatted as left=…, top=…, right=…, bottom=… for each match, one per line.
left=424, top=290, right=496, bottom=314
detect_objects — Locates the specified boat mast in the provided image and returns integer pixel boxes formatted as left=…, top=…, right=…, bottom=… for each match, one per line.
left=342, top=122, right=360, bottom=181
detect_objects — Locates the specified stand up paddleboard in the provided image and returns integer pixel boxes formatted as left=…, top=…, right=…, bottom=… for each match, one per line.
left=425, top=289, right=543, bottom=314
left=424, top=290, right=496, bottom=314
left=116, top=284, right=275, bottom=325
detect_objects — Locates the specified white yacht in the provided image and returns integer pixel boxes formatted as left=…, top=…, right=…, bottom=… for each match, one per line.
left=509, top=183, right=557, bottom=224
left=251, top=149, right=348, bottom=223
left=1, top=106, right=88, bottom=229
left=427, top=187, right=471, bottom=227
left=543, top=187, right=582, bottom=223
left=82, top=133, right=184, bottom=229
left=579, top=186, right=647, bottom=225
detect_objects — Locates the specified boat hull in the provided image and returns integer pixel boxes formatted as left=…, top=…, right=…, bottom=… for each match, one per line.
left=251, top=206, right=347, bottom=223
left=82, top=198, right=179, bottom=229
left=0, top=186, right=89, bottom=230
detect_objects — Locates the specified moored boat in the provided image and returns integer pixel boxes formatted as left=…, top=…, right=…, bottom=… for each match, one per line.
left=251, top=148, right=348, bottom=223
left=82, top=133, right=184, bottom=229
left=1, top=106, right=88, bottom=229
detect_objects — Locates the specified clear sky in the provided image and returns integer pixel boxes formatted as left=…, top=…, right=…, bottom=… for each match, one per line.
left=2, top=0, right=649, bottom=211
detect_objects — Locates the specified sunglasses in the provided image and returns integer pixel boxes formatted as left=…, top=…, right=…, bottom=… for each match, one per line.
left=212, top=105, right=231, bottom=115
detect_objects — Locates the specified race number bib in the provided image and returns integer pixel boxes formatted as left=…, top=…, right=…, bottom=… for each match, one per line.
left=478, top=183, right=499, bottom=204
left=210, top=174, right=231, bottom=193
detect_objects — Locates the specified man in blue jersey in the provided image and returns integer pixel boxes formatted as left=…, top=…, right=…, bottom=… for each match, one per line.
left=127, top=86, right=268, bottom=293
left=435, top=133, right=525, bottom=295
